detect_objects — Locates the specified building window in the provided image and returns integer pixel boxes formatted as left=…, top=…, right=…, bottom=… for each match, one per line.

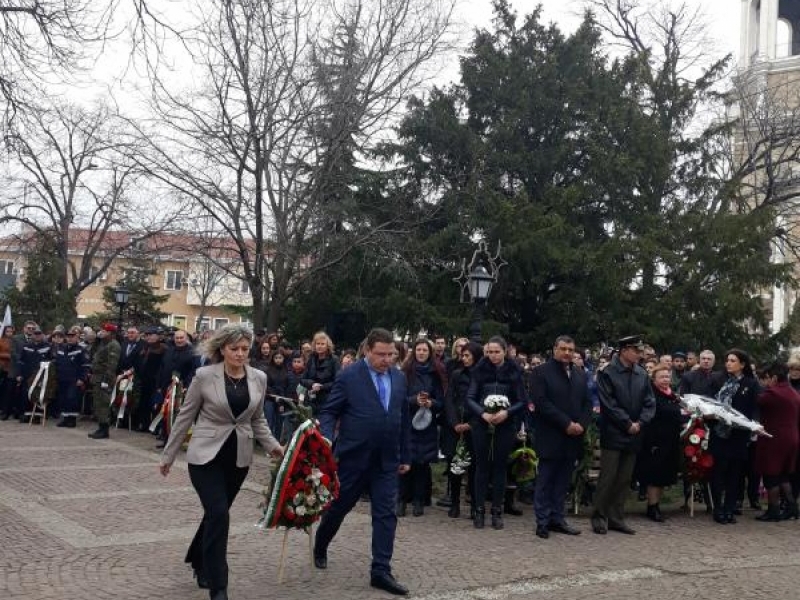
left=165, top=270, right=183, bottom=291
left=89, top=265, right=108, bottom=285
left=0, top=260, right=14, bottom=275
left=240, top=279, right=250, bottom=294
left=196, top=317, right=211, bottom=332
left=213, top=318, right=229, bottom=330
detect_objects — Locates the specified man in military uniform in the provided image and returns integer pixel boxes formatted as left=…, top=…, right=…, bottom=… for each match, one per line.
left=591, top=335, right=655, bottom=535
left=88, top=323, right=121, bottom=440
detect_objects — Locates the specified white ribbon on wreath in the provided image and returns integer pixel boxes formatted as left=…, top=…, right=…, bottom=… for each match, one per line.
left=28, top=361, right=51, bottom=408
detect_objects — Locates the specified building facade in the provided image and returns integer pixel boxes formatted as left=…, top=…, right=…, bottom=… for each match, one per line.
left=738, top=0, right=800, bottom=333
left=0, top=230, right=254, bottom=332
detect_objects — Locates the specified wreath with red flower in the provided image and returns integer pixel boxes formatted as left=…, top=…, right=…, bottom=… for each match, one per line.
left=682, top=414, right=714, bottom=483
left=258, top=420, right=339, bottom=531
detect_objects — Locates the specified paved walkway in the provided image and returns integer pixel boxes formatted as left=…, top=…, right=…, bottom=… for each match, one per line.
left=1, top=420, right=800, bottom=600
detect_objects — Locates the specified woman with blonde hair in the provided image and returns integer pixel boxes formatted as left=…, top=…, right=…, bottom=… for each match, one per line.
left=636, top=363, right=683, bottom=522
left=160, top=324, right=284, bottom=600
left=301, top=331, right=340, bottom=416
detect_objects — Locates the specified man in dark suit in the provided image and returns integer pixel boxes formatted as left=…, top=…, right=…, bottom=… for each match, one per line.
left=313, top=327, right=411, bottom=596
left=531, top=335, right=592, bottom=539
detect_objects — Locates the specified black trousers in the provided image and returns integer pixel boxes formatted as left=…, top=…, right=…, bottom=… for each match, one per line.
left=471, top=422, right=515, bottom=510
left=186, top=434, right=248, bottom=591
left=710, top=456, right=743, bottom=515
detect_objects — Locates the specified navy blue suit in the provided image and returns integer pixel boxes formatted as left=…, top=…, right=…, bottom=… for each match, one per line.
left=315, top=360, right=410, bottom=577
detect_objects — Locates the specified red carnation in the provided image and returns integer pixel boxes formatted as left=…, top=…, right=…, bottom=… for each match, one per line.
left=684, top=445, right=697, bottom=457
left=699, top=454, right=714, bottom=468
left=321, top=474, right=331, bottom=486
left=693, top=428, right=706, bottom=439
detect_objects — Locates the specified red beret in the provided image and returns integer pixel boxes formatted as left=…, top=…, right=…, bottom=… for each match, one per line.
left=102, top=323, right=118, bottom=332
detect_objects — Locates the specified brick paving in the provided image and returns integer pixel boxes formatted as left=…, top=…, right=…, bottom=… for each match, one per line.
left=1, top=419, right=800, bottom=600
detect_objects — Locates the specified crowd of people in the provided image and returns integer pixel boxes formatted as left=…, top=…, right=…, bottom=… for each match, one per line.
left=2, top=320, right=800, bottom=534
left=6, top=319, right=800, bottom=598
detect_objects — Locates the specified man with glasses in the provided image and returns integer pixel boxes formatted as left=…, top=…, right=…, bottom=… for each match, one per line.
left=591, top=335, right=655, bottom=535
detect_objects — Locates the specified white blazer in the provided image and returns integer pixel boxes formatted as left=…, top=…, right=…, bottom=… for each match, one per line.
left=161, top=363, right=280, bottom=468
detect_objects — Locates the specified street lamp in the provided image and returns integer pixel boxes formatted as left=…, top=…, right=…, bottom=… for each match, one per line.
left=454, top=241, right=506, bottom=343
left=113, top=285, right=130, bottom=333
left=467, top=265, right=491, bottom=343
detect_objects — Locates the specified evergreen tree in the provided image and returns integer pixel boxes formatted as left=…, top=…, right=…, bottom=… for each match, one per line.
left=1, top=231, right=78, bottom=329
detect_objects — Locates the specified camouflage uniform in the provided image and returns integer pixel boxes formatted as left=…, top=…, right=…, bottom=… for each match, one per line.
left=91, top=337, right=121, bottom=426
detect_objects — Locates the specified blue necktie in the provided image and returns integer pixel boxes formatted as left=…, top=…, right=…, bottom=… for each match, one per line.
left=377, top=374, right=388, bottom=411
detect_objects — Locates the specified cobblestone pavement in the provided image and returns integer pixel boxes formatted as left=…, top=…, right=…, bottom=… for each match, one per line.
left=1, top=419, right=800, bottom=600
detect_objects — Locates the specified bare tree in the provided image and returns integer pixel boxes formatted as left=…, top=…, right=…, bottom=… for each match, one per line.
left=131, top=0, right=455, bottom=330
left=724, top=68, right=800, bottom=256
left=0, top=99, right=185, bottom=320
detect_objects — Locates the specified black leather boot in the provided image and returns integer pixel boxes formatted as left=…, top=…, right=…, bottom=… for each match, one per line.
left=491, top=507, right=504, bottom=530
left=780, top=501, right=799, bottom=520
left=504, top=489, right=523, bottom=516
left=412, top=500, right=424, bottom=517
left=646, top=503, right=665, bottom=522
left=448, top=474, right=461, bottom=518
left=756, top=505, right=781, bottom=521
left=473, top=507, right=485, bottom=529
left=88, top=424, right=109, bottom=439
left=396, top=501, right=407, bottom=517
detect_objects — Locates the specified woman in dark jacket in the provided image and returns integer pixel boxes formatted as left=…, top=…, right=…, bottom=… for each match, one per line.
left=300, top=331, right=340, bottom=417
left=466, top=336, right=527, bottom=530
left=636, top=364, right=684, bottom=522
left=709, top=348, right=759, bottom=525
left=398, top=338, right=446, bottom=517
left=442, top=342, right=483, bottom=518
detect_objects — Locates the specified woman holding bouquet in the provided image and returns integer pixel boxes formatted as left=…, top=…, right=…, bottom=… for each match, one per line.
left=400, top=338, right=446, bottom=516
left=159, top=325, right=284, bottom=600
left=709, top=349, right=759, bottom=525
left=465, top=336, right=528, bottom=529
left=442, top=342, right=483, bottom=518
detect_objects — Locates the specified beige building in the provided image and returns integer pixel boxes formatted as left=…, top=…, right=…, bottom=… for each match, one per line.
left=738, top=0, right=800, bottom=333
left=0, top=229, right=253, bottom=332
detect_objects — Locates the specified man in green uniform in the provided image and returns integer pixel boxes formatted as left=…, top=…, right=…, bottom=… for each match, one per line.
left=88, top=324, right=121, bottom=440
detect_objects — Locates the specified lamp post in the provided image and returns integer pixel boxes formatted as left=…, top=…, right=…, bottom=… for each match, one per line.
left=467, top=265, right=494, bottom=342
left=113, top=285, right=130, bottom=334
left=454, top=241, right=506, bottom=344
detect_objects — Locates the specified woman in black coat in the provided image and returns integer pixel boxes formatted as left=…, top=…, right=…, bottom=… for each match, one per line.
left=398, top=338, right=446, bottom=517
left=636, top=364, right=684, bottom=522
left=709, top=348, right=759, bottom=525
left=300, top=331, right=340, bottom=416
left=466, top=336, right=527, bottom=530
left=442, top=342, right=483, bottom=518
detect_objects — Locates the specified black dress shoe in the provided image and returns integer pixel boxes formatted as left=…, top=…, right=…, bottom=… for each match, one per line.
left=313, top=545, right=327, bottom=569
left=725, top=513, right=737, bottom=524
left=549, top=521, right=581, bottom=535
left=590, top=512, right=607, bottom=534
left=535, top=525, right=550, bottom=539
left=370, top=573, right=408, bottom=596
left=607, top=521, right=636, bottom=535
left=209, top=589, right=228, bottom=600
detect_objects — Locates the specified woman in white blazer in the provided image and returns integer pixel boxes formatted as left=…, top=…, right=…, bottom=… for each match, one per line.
left=160, top=324, right=284, bottom=600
